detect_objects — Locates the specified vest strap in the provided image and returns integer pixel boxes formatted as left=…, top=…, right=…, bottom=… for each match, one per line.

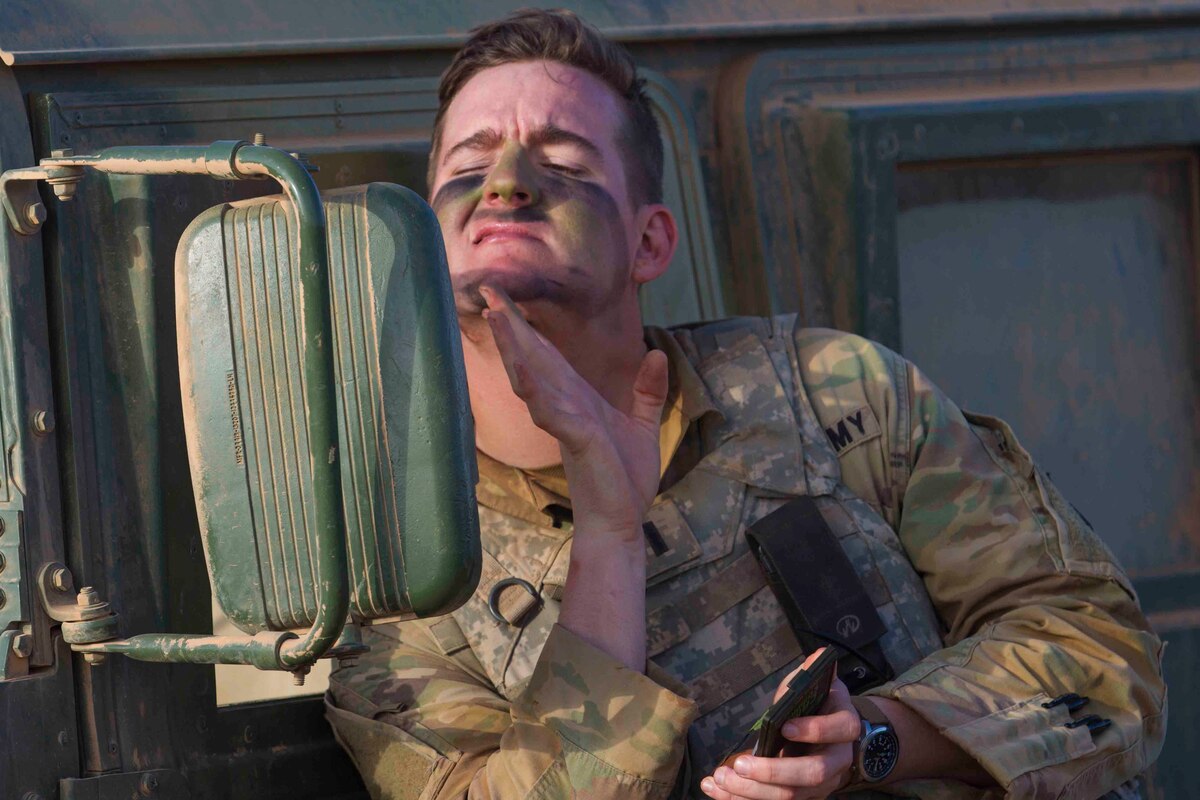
left=687, top=622, right=801, bottom=715
left=427, top=617, right=469, bottom=655
left=646, top=552, right=766, bottom=657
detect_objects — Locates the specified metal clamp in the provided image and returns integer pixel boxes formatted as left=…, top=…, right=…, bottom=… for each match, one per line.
left=1042, top=692, right=1089, bottom=712
left=1064, top=714, right=1111, bottom=735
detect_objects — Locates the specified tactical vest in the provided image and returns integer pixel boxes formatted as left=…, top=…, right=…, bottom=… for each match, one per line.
left=420, top=314, right=948, bottom=785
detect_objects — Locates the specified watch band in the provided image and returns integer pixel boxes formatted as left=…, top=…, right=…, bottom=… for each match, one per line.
left=851, top=696, right=891, bottom=727
left=848, top=696, right=899, bottom=785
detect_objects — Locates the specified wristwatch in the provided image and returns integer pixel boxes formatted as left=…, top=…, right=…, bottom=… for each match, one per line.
left=850, top=696, right=900, bottom=783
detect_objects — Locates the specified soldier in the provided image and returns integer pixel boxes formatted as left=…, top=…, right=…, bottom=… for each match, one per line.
left=325, top=9, right=1166, bottom=799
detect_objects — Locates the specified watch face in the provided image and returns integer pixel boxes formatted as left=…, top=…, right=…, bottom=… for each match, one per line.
left=862, top=728, right=900, bottom=781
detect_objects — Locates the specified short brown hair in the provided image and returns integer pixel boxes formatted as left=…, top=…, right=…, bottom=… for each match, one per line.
left=429, top=8, right=664, bottom=205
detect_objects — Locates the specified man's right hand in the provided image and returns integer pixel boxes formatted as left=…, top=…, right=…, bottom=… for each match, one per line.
left=481, top=283, right=667, bottom=672
left=481, top=284, right=667, bottom=537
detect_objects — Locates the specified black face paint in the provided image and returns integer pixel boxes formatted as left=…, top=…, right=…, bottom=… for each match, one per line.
left=433, top=168, right=631, bottom=319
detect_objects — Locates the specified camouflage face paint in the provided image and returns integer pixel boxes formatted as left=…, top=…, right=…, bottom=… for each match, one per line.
left=431, top=156, right=631, bottom=319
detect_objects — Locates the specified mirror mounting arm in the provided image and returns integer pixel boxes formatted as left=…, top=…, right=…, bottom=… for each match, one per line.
left=7, top=141, right=347, bottom=677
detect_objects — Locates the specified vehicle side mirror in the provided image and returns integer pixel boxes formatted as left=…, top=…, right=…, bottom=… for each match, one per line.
left=177, top=182, right=480, bottom=635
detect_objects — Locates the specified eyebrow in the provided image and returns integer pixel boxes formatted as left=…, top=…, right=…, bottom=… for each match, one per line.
left=440, top=123, right=605, bottom=166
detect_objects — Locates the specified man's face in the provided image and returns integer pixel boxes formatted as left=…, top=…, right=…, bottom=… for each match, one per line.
left=429, top=60, right=641, bottom=321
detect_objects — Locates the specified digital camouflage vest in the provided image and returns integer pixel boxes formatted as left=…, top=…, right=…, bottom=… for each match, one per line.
left=427, top=315, right=947, bottom=782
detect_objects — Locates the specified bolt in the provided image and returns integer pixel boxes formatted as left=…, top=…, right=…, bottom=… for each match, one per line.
left=77, top=586, right=100, bottom=607
left=0, top=589, right=6, bottom=610
left=31, top=409, right=54, bottom=434
left=253, top=132, right=267, bottom=146
left=51, top=182, right=76, bottom=202
left=139, top=773, right=159, bottom=796
left=57, top=730, right=69, bottom=746
left=49, top=148, right=74, bottom=159
left=0, top=552, right=5, bottom=572
left=292, top=667, right=309, bottom=687
left=107, top=740, right=118, bottom=754
left=22, top=792, right=44, bottom=800
left=24, top=202, right=46, bottom=226
left=84, top=652, right=106, bottom=666
left=0, top=517, right=5, bottom=535
left=243, top=725, right=255, bottom=743
left=11, top=633, right=32, bottom=658
left=51, top=567, right=72, bottom=592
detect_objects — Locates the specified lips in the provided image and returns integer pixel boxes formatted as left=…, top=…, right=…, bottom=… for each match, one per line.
left=472, top=222, right=542, bottom=245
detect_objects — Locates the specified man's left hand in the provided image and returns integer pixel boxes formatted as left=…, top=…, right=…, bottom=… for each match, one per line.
left=700, top=660, right=861, bottom=800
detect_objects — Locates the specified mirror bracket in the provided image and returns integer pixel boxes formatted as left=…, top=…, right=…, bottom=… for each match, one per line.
left=4, top=141, right=347, bottom=677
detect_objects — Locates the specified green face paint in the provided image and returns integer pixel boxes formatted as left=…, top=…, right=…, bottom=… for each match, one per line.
left=432, top=156, right=630, bottom=318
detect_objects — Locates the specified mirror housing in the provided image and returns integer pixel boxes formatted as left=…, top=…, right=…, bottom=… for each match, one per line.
left=177, top=182, right=479, bottom=634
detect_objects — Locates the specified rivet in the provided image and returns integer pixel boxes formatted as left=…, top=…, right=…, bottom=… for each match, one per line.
left=243, top=725, right=255, bottom=743
left=139, top=773, right=159, bottom=796
left=0, top=552, right=5, bottom=572
left=0, top=589, right=6, bottom=610
left=32, top=410, right=54, bottom=435
left=51, top=567, right=72, bottom=592
left=57, top=730, right=69, bottom=746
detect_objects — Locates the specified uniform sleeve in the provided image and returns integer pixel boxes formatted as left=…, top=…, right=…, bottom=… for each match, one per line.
left=857, top=345, right=1167, bottom=799
left=326, top=620, right=697, bottom=800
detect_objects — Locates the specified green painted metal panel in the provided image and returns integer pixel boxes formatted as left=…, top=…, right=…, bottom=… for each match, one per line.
left=178, top=183, right=479, bottom=632
left=719, top=31, right=1200, bottom=796
left=5, top=0, right=1200, bottom=65
left=895, top=154, right=1200, bottom=573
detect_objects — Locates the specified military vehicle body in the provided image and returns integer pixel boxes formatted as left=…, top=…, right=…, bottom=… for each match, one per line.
left=0, top=1, right=1195, bottom=797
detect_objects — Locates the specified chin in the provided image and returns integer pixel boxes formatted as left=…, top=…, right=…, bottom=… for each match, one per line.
left=451, top=265, right=567, bottom=309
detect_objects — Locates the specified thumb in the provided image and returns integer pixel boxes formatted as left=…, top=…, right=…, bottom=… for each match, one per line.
left=630, top=349, right=669, bottom=427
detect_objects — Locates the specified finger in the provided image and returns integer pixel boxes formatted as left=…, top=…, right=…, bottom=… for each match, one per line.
left=480, top=284, right=546, bottom=349
left=782, top=681, right=858, bottom=744
left=629, top=349, right=668, bottom=427
left=729, top=746, right=852, bottom=791
left=699, top=775, right=738, bottom=800
left=484, top=311, right=526, bottom=395
left=711, top=766, right=795, bottom=800
left=773, top=647, right=832, bottom=703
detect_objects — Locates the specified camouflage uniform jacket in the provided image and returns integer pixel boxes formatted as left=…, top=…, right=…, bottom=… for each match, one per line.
left=326, top=315, right=1166, bottom=800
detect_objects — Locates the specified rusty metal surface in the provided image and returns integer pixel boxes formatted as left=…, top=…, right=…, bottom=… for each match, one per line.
left=5, top=0, right=1200, bottom=66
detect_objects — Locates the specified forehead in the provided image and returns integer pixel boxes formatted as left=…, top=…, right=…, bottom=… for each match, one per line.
left=439, top=61, right=626, bottom=152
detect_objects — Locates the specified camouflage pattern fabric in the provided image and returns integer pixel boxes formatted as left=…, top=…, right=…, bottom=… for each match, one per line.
left=327, top=316, right=1166, bottom=799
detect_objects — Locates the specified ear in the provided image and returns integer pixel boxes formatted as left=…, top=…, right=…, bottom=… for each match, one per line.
left=631, top=204, right=678, bottom=285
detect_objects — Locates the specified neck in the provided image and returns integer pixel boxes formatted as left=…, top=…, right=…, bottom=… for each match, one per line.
left=462, top=298, right=646, bottom=470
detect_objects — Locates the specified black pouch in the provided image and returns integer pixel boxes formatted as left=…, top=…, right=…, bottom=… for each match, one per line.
left=746, top=496, right=892, bottom=693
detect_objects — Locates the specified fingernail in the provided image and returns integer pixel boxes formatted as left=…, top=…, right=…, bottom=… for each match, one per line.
left=700, top=778, right=716, bottom=794
left=782, top=722, right=799, bottom=738
left=733, top=756, right=751, bottom=776
left=714, top=768, right=727, bottom=787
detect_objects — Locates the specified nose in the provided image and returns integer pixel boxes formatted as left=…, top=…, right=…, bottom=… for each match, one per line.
left=482, top=145, right=540, bottom=208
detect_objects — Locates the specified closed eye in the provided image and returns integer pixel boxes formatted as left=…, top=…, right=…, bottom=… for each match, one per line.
left=543, top=162, right=586, bottom=177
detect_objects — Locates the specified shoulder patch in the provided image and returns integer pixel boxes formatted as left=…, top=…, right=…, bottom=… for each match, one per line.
left=824, top=405, right=881, bottom=456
